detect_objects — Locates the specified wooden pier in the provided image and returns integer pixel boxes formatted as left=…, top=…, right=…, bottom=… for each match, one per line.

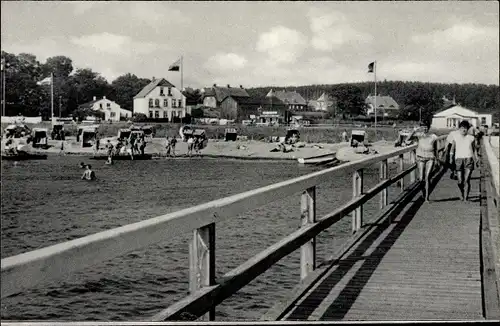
left=1, top=136, right=499, bottom=323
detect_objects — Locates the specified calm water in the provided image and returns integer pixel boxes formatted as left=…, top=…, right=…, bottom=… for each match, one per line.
left=1, top=155, right=402, bottom=321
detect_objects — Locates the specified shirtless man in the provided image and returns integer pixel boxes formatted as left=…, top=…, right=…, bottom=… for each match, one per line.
left=453, top=120, right=479, bottom=201
left=81, top=164, right=96, bottom=181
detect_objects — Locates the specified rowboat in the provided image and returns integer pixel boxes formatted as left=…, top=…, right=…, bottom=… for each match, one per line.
left=297, top=152, right=337, bottom=165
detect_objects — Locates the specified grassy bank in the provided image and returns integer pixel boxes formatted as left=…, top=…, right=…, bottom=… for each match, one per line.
left=2, top=121, right=451, bottom=143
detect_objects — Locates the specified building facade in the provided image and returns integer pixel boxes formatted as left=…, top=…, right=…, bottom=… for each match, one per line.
left=78, top=96, right=132, bottom=122
left=133, top=78, right=187, bottom=121
left=432, top=105, right=493, bottom=129
left=201, top=84, right=251, bottom=120
left=365, top=94, right=400, bottom=118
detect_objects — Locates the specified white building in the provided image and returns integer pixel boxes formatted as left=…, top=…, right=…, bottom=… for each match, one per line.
left=133, top=78, right=187, bottom=121
left=432, top=105, right=493, bottom=129
left=78, top=96, right=132, bottom=122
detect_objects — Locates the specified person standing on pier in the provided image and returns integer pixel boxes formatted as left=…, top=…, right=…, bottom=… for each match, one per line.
left=446, top=128, right=459, bottom=180
left=453, top=120, right=479, bottom=201
left=408, top=121, right=438, bottom=202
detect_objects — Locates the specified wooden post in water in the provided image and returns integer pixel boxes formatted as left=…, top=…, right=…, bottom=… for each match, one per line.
left=398, top=154, right=405, bottom=192
left=410, top=149, right=417, bottom=184
left=380, top=159, right=388, bottom=209
left=352, top=169, right=363, bottom=233
left=189, top=223, right=216, bottom=320
left=300, top=187, right=316, bottom=280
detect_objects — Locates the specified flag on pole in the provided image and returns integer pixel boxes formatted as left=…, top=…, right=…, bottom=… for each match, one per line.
left=37, top=75, right=53, bottom=86
left=168, top=58, right=181, bottom=71
left=368, top=62, right=375, bottom=73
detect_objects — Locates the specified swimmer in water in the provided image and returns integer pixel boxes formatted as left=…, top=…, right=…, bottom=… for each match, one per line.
left=81, top=164, right=96, bottom=181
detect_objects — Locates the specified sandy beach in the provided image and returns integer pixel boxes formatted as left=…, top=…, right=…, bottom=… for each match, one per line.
left=1, top=135, right=412, bottom=163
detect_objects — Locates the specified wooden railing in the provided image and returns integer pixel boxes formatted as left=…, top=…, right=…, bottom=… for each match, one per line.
left=1, top=136, right=448, bottom=321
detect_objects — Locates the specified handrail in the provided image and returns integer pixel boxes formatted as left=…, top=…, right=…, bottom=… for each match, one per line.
left=1, top=136, right=448, bottom=320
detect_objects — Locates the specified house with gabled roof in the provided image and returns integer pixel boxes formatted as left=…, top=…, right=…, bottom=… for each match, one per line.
left=308, top=92, right=334, bottom=112
left=133, top=78, right=187, bottom=121
left=432, top=104, right=492, bottom=129
left=78, top=96, right=132, bottom=122
left=270, top=90, right=307, bottom=111
left=365, top=94, right=400, bottom=118
left=201, top=84, right=252, bottom=120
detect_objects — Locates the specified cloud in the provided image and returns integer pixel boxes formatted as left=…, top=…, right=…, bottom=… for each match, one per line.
left=70, top=32, right=166, bottom=56
left=205, top=53, right=248, bottom=72
left=308, top=8, right=373, bottom=51
left=412, top=23, right=498, bottom=48
left=70, top=1, right=103, bottom=15
left=256, top=26, right=307, bottom=64
left=128, top=2, right=190, bottom=27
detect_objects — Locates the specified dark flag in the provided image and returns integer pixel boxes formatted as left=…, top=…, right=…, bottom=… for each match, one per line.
left=168, top=58, right=181, bottom=71
left=368, top=62, right=375, bottom=73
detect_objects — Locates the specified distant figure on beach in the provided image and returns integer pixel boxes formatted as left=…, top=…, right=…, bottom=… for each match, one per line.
left=165, top=136, right=171, bottom=157
left=81, top=164, right=96, bottom=181
left=4, top=139, right=17, bottom=155
left=139, top=135, right=146, bottom=155
left=408, top=120, right=438, bottom=202
left=106, top=140, right=114, bottom=164
left=187, top=136, right=194, bottom=157
left=341, top=130, right=348, bottom=142
left=452, top=120, right=479, bottom=201
left=170, top=137, right=177, bottom=157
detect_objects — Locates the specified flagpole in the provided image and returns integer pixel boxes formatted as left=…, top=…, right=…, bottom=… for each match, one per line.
left=2, top=59, right=5, bottom=117
left=374, top=61, right=377, bottom=139
left=180, top=56, right=183, bottom=91
left=50, top=72, right=54, bottom=124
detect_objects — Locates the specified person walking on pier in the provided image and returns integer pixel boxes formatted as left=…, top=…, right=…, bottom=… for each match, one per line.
left=453, top=120, right=479, bottom=201
left=409, top=120, right=438, bottom=202
left=446, top=128, right=459, bottom=180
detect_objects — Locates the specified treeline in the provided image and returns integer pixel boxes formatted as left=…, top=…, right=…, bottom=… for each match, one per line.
left=2, top=51, right=499, bottom=123
left=247, top=81, right=500, bottom=123
left=1, top=51, right=151, bottom=119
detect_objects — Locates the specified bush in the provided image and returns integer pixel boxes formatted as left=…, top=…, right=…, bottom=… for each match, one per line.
left=131, top=113, right=148, bottom=122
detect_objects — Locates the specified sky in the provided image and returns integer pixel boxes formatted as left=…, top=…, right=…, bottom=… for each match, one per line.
left=1, top=1, right=499, bottom=89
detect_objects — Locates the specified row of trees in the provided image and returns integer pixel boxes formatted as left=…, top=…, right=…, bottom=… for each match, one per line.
left=1, top=51, right=151, bottom=119
left=1, top=51, right=499, bottom=123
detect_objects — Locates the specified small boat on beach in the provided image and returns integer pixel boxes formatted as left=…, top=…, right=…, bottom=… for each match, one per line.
left=297, top=152, right=337, bottom=165
left=90, top=154, right=153, bottom=161
left=2, top=152, right=48, bottom=160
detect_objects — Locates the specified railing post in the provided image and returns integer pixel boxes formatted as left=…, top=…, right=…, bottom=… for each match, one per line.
left=380, top=159, right=388, bottom=208
left=189, top=223, right=216, bottom=320
left=398, top=154, right=405, bottom=192
left=410, top=149, right=416, bottom=184
left=300, top=186, right=316, bottom=280
left=352, top=169, right=363, bottom=233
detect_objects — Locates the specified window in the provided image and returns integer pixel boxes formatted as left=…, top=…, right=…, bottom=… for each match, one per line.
left=149, top=99, right=153, bottom=108
left=155, top=111, right=160, bottom=118
left=163, top=99, right=168, bottom=107
left=172, top=100, right=177, bottom=108
left=155, top=99, right=160, bottom=107
left=178, top=99, right=182, bottom=108
left=481, top=117, right=486, bottom=125
left=160, top=87, right=164, bottom=96
left=163, top=111, right=168, bottom=118
left=99, top=103, right=103, bottom=109
left=178, top=110, right=183, bottom=118
left=110, top=112, right=116, bottom=117
left=172, top=111, right=177, bottom=117
left=149, top=111, right=153, bottom=118
left=168, top=87, right=172, bottom=96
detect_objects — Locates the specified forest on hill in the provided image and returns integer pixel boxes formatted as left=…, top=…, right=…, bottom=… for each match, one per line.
left=2, top=51, right=499, bottom=123
left=246, top=81, right=499, bottom=123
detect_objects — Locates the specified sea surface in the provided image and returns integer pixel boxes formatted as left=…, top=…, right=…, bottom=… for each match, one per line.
left=1, top=155, right=403, bottom=321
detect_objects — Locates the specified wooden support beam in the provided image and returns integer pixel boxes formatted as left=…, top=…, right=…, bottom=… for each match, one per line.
left=399, top=154, right=405, bottom=192
left=300, top=187, right=316, bottom=280
left=380, top=159, right=388, bottom=209
left=410, top=149, right=417, bottom=183
left=352, top=169, right=363, bottom=233
left=189, top=223, right=216, bottom=321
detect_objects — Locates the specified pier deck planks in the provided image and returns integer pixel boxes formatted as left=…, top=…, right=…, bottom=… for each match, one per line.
left=280, top=170, right=484, bottom=321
